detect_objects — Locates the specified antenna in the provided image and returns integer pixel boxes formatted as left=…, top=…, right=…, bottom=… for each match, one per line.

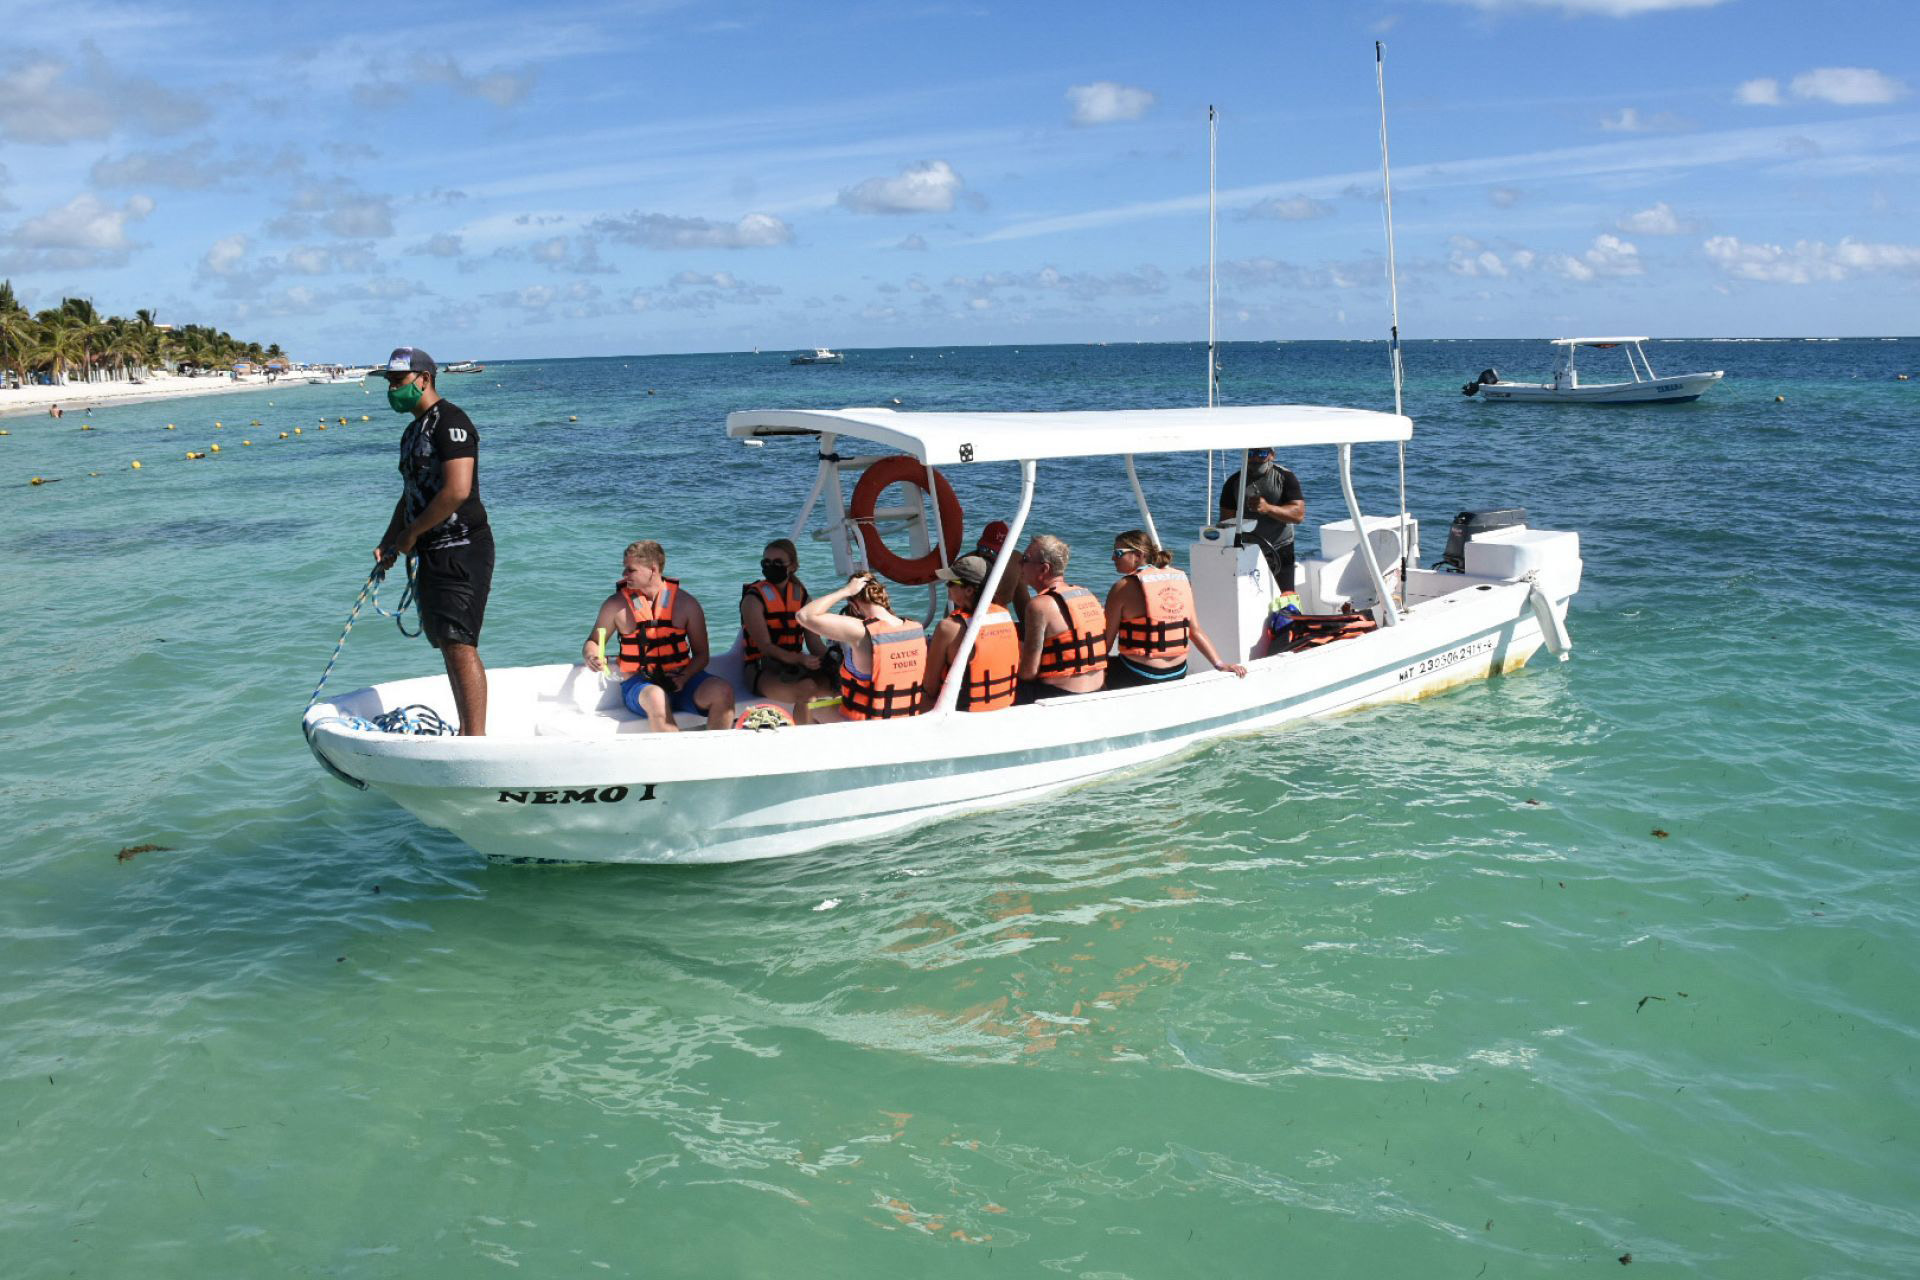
left=1206, top=104, right=1218, bottom=526
left=1376, top=42, right=1413, bottom=587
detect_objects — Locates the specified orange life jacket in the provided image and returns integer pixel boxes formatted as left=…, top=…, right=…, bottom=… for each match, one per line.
left=839, top=619, right=928, bottom=721
left=741, top=578, right=808, bottom=663
left=615, top=579, right=693, bottom=676
left=1115, top=567, right=1194, bottom=663
left=1034, top=585, right=1108, bottom=680
left=947, top=604, right=1019, bottom=712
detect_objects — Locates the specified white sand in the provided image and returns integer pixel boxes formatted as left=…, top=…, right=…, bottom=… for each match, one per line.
left=0, top=372, right=368, bottom=420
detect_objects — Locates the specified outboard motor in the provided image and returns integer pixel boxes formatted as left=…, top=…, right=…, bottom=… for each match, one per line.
left=1460, top=367, right=1501, bottom=397
left=1436, top=507, right=1527, bottom=572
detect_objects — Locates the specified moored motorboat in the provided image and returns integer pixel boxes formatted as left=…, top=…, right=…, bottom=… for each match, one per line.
left=790, top=348, right=844, bottom=365
left=442, top=360, right=486, bottom=374
left=303, top=403, right=1582, bottom=865
left=1463, top=337, right=1722, bottom=403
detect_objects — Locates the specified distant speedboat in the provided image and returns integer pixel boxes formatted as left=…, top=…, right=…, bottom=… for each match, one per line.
left=443, top=361, right=485, bottom=374
left=790, top=348, right=844, bottom=365
left=1463, top=337, right=1722, bottom=404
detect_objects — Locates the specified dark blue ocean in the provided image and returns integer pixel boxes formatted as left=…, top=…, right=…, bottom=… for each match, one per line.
left=3, top=338, right=1917, bottom=1276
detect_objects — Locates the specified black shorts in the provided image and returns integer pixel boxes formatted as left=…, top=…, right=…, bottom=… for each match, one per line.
left=414, top=528, right=493, bottom=650
left=1261, top=543, right=1297, bottom=592
left=1104, top=655, right=1188, bottom=690
left=1015, top=679, right=1079, bottom=705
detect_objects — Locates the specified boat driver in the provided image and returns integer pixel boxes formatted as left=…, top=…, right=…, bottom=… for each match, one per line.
left=582, top=540, right=735, bottom=731
left=1217, top=446, right=1305, bottom=593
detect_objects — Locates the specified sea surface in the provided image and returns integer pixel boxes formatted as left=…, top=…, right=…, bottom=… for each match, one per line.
left=2, top=339, right=1916, bottom=1277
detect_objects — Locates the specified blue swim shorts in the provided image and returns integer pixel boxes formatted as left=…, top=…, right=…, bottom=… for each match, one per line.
left=622, top=669, right=724, bottom=719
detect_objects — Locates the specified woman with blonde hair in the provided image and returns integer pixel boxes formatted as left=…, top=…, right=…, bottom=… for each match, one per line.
left=1102, top=530, right=1245, bottom=689
left=796, top=573, right=929, bottom=722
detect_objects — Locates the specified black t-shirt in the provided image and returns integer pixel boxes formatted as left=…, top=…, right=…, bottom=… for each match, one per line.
left=1219, top=462, right=1303, bottom=552
left=398, top=400, right=487, bottom=551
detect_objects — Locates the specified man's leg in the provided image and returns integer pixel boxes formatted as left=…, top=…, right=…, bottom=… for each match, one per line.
left=695, top=673, right=736, bottom=730
left=442, top=643, right=488, bottom=736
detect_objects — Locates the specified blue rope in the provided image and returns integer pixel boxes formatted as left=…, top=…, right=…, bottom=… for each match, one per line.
left=304, top=556, right=421, bottom=713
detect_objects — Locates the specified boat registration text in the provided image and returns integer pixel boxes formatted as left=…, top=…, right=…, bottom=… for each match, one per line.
left=1398, top=637, right=1496, bottom=682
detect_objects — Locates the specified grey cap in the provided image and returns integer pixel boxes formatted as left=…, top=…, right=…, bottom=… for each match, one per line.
left=377, top=346, right=436, bottom=375
left=935, top=552, right=992, bottom=588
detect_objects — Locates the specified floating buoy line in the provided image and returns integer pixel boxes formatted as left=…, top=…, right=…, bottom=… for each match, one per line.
left=8, top=405, right=383, bottom=487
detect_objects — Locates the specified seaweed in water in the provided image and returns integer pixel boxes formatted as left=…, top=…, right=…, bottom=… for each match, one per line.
left=114, top=843, right=172, bottom=862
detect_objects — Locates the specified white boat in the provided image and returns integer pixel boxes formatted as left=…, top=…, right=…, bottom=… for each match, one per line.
left=303, top=403, right=1583, bottom=866
left=442, top=360, right=485, bottom=374
left=1464, top=337, right=1722, bottom=404
left=790, top=348, right=844, bottom=365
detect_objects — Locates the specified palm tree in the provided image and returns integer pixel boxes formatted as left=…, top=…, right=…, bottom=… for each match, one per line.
left=0, top=308, right=34, bottom=388
left=29, top=313, right=85, bottom=384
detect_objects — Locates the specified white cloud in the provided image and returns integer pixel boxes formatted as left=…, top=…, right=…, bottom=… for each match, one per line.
left=1736, top=78, right=1782, bottom=106
left=202, top=233, right=249, bottom=276
left=1704, top=234, right=1920, bottom=283
left=0, top=45, right=206, bottom=144
left=1066, top=81, right=1156, bottom=126
left=1447, top=0, right=1725, bottom=13
left=407, top=232, right=464, bottom=258
left=5, top=191, right=154, bottom=268
left=838, top=160, right=965, bottom=215
left=1599, top=107, right=1690, bottom=133
left=1789, top=67, right=1909, bottom=106
left=1489, top=187, right=1521, bottom=208
left=353, top=55, right=535, bottom=110
left=1616, top=201, right=1693, bottom=234
left=91, top=143, right=223, bottom=189
left=897, top=233, right=928, bottom=251
left=1242, top=195, right=1335, bottom=221
left=591, top=211, right=793, bottom=249
left=1445, top=233, right=1640, bottom=282
left=322, top=195, right=394, bottom=239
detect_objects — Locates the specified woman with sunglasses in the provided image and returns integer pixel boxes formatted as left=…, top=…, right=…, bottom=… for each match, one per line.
left=1101, top=530, right=1246, bottom=689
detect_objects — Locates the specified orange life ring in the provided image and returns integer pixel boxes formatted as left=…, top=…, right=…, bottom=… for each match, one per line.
left=848, top=456, right=965, bottom=585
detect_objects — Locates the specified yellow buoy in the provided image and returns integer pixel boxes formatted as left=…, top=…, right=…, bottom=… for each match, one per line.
left=317, top=424, right=327, bottom=431
left=0, top=429, right=9, bottom=436
left=569, top=415, right=578, bottom=422
left=338, top=417, right=347, bottom=424
left=210, top=443, right=221, bottom=453
left=131, top=460, right=142, bottom=469
left=185, top=451, right=200, bottom=459
left=214, top=421, right=222, bottom=428
left=242, top=439, right=252, bottom=446
left=279, top=432, right=289, bottom=439
left=361, top=415, right=369, bottom=421
left=1775, top=395, right=1785, bottom=402
left=80, top=423, right=92, bottom=431
left=89, top=471, right=99, bottom=477
left=293, top=427, right=302, bottom=434
left=30, top=476, right=44, bottom=485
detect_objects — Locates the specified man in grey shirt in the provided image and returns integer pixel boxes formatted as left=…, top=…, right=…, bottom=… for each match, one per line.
left=1218, top=447, right=1306, bottom=591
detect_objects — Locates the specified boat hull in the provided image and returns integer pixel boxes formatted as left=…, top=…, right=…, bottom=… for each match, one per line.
left=1477, top=370, right=1722, bottom=404
left=305, top=581, right=1571, bottom=865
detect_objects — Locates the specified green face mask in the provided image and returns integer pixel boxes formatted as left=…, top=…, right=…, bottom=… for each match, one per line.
left=387, top=381, right=424, bottom=414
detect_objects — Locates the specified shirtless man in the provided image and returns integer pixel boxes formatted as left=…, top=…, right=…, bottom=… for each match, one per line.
left=582, top=540, right=735, bottom=732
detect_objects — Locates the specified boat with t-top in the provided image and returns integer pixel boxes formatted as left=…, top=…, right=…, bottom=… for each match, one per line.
left=790, top=348, right=844, bottom=365
left=1463, top=337, right=1722, bottom=403
left=302, top=402, right=1583, bottom=865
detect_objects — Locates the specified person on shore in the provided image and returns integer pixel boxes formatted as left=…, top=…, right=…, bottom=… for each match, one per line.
left=372, top=347, right=491, bottom=735
left=583, top=540, right=734, bottom=732
left=1218, top=446, right=1306, bottom=592
left=924, top=554, right=1019, bottom=712
left=740, top=538, right=831, bottom=716
left=1016, top=534, right=1107, bottom=702
left=797, top=573, right=927, bottom=722
left=1102, top=530, right=1246, bottom=688
left=47, top=403, right=61, bottom=418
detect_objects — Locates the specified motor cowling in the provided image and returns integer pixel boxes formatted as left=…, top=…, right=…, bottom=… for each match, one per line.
left=1460, top=367, right=1500, bottom=397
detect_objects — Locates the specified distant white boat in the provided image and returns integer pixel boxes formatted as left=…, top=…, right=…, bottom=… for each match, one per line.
left=790, top=348, right=844, bottom=365
left=442, top=361, right=485, bottom=374
left=1464, top=337, right=1723, bottom=404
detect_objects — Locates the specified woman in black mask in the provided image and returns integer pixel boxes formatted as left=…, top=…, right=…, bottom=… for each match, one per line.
left=739, top=538, right=832, bottom=718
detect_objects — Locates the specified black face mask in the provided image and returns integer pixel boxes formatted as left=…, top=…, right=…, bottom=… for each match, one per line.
left=760, top=559, right=790, bottom=585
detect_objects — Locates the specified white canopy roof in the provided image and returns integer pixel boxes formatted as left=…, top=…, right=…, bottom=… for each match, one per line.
left=1551, top=336, right=1648, bottom=346
left=725, top=404, right=1411, bottom=466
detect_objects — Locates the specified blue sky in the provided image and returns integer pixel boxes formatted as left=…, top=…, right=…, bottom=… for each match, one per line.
left=1, top=0, right=1914, bottom=359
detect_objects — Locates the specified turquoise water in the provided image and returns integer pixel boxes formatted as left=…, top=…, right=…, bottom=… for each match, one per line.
left=3, top=341, right=1917, bottom=1276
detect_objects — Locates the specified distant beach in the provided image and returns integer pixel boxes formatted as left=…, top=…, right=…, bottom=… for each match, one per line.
left=0, top=371, right=364, bottom=420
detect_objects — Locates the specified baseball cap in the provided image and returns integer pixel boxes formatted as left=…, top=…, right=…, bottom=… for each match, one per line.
left=977, top=520, right=1010, bottom=554
left=935, top=553, right=992, bottom=588
left=377, top=347, right=436, bottom=376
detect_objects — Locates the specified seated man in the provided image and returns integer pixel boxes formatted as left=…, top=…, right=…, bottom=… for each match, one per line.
left=740, top=537, right=831, bottom=716
left=1015, top=534, right=1106, bottom=702
left=924, top=553, right=1019, bottom=712
left=582, top=539, right=734, bottom=732
left=975, top=519, right=1030, bottom=628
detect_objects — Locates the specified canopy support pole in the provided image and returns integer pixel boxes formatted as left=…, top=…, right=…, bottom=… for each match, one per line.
left=1340, top=443, right=1400, bottom=627
left=1125, top=455, right=1161, bottom=551
left=934, top=460, right=1034, bottom=715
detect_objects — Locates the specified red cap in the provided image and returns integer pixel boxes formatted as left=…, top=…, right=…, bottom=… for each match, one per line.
left=978, top=520, right=1010, bottom=553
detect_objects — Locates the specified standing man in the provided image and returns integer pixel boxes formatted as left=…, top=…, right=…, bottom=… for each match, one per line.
left=1218, top=446, right=1305, bottom=592
left=373, top=347, right=491, bottom=736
